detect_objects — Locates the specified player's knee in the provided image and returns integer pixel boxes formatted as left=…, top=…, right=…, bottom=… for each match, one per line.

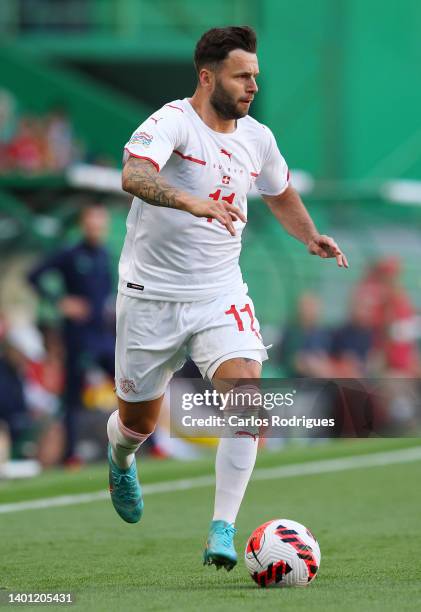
left=213, top=357, right=262, bottom=381
left=118, top=413, right=157, bottom=437
left=237, top=358, right=261, bottom=379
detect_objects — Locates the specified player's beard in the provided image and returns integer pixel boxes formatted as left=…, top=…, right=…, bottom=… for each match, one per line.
left=210, top=78, right=248, bottom=120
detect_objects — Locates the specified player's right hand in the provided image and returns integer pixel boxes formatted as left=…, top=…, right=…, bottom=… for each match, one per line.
left=59, top=296, right=91, bottom=321
left=187, top=199, right=247, bottom=236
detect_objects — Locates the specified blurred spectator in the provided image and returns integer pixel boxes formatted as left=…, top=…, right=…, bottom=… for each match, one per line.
left=354, top=257, right=396, bottom=346
left=354, top=257, right=420, bottom=376
left=278, top=293, right=333, bottom=377
left=0, top=323, right=64, bottom=466
left=37, top=324, right=66, bottom=397
left=44, top=105, right=77, bottom=171
left=0, top=92, right=83, bottom=175
left=330, top=296, right=375, bottom=377
left=0, top=327, right=33, bottom=451
left=7, top=116, right=44, bottom=173
left=28, top=203, right=115, bottom=464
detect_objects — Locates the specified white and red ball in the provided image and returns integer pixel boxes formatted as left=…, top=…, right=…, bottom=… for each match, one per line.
left=244, top=519, right=321, bottom=588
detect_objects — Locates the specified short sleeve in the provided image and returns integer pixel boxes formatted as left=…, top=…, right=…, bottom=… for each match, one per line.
left=255, top=128, right=289, bottom=196
left=124, top=105, right=184, bottom=172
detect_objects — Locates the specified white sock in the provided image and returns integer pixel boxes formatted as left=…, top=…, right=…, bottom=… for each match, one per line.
left=107, top=410, right=152, bottom=469
left=213, top=435, right=258, bottom=524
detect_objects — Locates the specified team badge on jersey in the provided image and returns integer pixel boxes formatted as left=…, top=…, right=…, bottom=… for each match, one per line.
left=129, top=131, right=153, bottom=147
left=119, top=378, right=137, bottom=393
left=222, top=175, right=231, bottom=185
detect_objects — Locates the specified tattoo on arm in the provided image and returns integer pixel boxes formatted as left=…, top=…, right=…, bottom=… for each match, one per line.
left=122, top=157, right=186, bottom=210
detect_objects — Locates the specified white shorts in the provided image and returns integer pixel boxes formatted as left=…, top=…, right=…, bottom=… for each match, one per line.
left=115, top=286, right=268, bottom=402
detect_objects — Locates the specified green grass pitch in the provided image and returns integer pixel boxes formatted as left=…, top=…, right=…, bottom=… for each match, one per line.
left=1, top=438, right=421, bottom=611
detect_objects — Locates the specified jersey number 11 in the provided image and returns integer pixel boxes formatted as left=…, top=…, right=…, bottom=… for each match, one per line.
left=207, top=189, right=236, bottom=223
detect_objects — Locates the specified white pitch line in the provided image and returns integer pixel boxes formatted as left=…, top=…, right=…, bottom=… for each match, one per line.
left=1, top=446, right=420, bottom=515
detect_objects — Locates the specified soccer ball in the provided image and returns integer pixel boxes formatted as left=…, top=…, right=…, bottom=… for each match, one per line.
left=244, top=518, right=321, bottom=587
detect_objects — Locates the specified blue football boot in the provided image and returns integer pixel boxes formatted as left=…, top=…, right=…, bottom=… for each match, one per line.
left=203, top=520, right=238, bottom=571
left=108, top=444, right=143, bottom=523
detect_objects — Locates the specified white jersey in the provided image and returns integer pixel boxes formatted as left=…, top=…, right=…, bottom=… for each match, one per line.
left=119, top=98, right=289, bottom=302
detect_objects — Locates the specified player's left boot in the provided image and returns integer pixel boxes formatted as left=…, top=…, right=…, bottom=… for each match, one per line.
left=203, top=520, right=238, bottom=571
left=108, top=444, right=143, bottom=523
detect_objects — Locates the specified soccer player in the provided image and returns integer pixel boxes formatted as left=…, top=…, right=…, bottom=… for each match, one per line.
left=107, top=25, right=348, bottom=571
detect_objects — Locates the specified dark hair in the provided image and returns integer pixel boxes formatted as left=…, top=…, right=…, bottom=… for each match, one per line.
left=194, top=26, right=257, bottom=73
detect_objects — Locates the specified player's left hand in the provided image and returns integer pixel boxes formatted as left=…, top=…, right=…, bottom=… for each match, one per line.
left=307, top=234, right=349, bottom=268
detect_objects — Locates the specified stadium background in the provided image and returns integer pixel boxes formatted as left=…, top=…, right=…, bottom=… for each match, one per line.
left=0, top=2, right=421, bottom=610
left=0, top=0, right=420, bottom=454
left=1, top=0, right=421, bottom=462
left=2, top=0, right=421, bottom=319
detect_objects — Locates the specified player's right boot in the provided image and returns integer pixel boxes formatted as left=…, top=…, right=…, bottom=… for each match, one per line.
left=203, top=520, right=238, bottom=571
left=108, top=444, right=143, bottom=523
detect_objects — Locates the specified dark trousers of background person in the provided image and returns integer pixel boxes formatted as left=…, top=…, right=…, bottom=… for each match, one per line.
left=63, top=330, right=115, bottom=461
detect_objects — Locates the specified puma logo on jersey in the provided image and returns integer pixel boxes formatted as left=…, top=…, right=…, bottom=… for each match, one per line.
left=220, top=148, right=232, bottom=160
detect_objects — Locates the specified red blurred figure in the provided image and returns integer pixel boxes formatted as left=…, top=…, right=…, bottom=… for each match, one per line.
left=354, top=257, right=420, bottom=375
left=7, top=117, right=44, bottom=173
